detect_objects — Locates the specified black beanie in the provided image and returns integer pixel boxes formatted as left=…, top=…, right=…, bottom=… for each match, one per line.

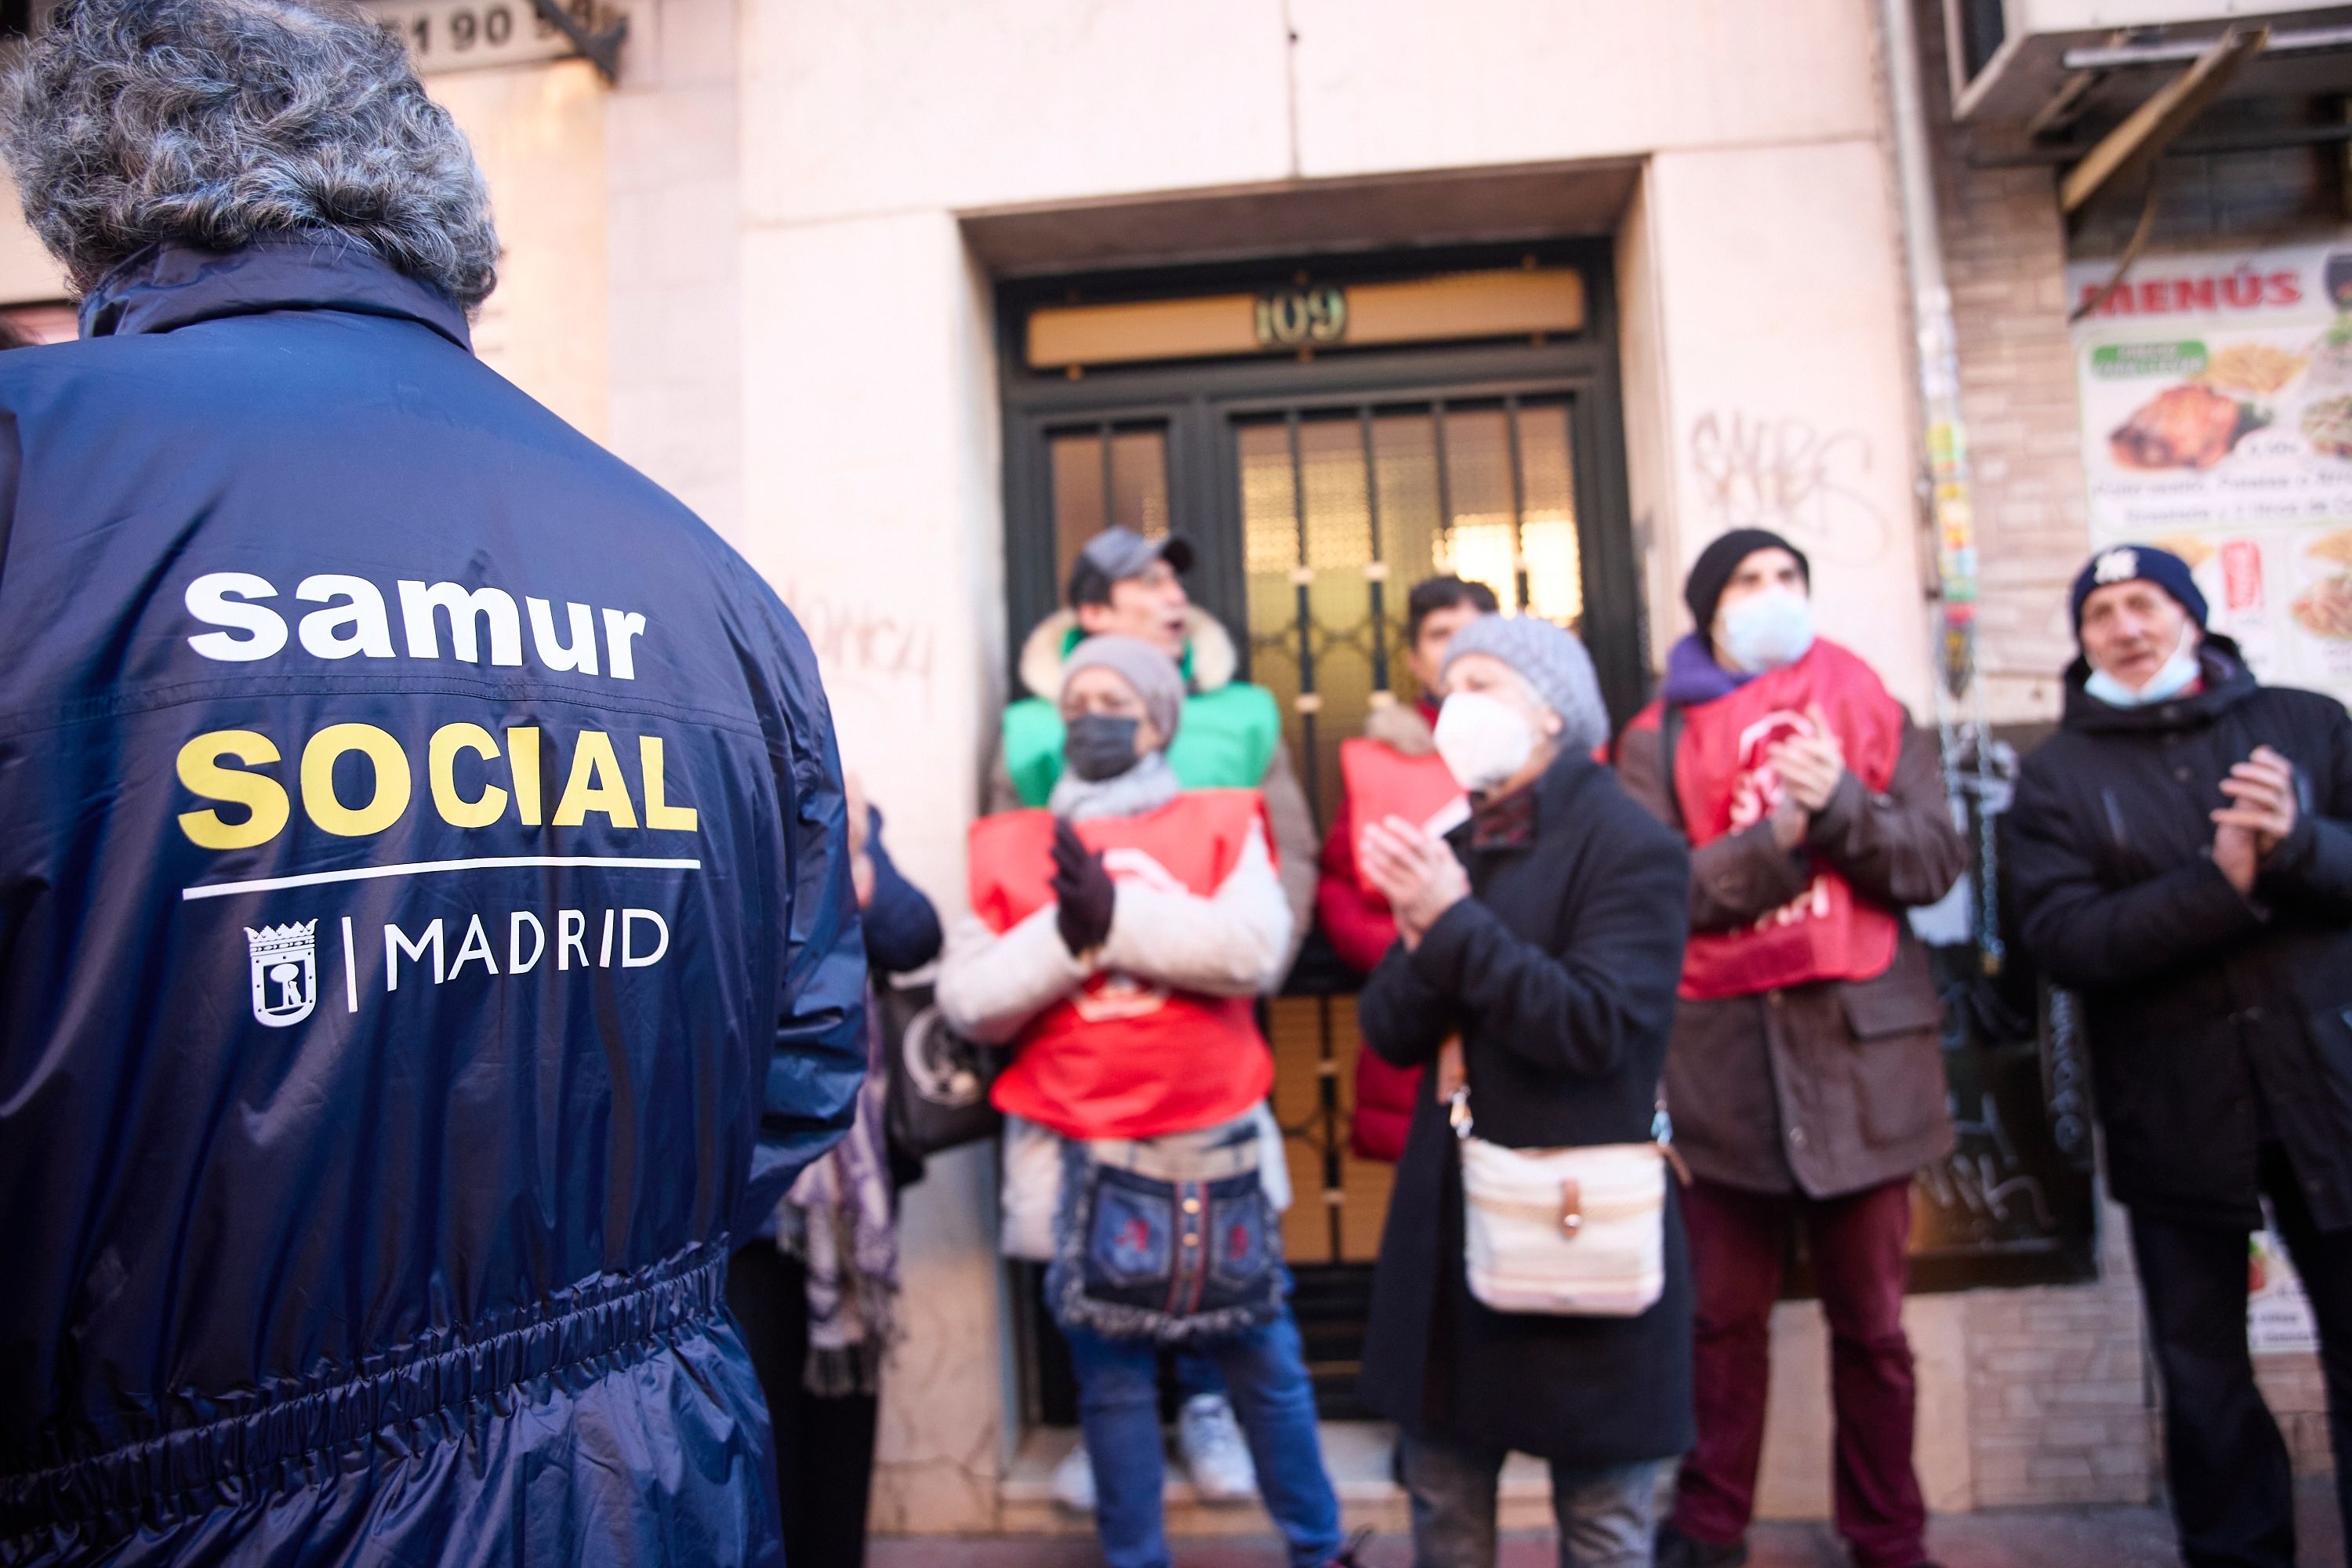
left=1685, top=528, right=1811, bottom=640
left=2068, top=543, right=2208, bottom=634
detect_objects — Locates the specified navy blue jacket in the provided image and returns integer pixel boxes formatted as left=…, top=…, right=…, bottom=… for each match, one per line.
left=0, top=238, right=866, bottom=1565
left=860, top=808, right=943, bottom=977
left=2009, top=639, right=2352, bottom=1232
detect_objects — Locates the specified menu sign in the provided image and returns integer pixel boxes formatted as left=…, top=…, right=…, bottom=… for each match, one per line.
left=2068, top=241, right=2352, bottom=701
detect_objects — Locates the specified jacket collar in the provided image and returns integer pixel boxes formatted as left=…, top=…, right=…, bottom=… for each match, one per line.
left=1448, top=747, right=1602, bottom=855
left=2059, top=632, right=2257, bottom=735
left=1660, top=633, right=1754, bottom=706
left=78, top=234, right=472, bottom=350
left=1017, top=605, right=1240, bottom=701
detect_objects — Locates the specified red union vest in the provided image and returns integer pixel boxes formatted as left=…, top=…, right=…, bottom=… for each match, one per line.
left=1626, top=640, right=1907, bottom=1000
left=970, top=789, right=1276, bottom=1142
left=1338, top=736, right=1469, bottom=898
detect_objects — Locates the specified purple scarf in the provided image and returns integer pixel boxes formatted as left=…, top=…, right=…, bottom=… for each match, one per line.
left=1661, top=633, right=1754, bottom=707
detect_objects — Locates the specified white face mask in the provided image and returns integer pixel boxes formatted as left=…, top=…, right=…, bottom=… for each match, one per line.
left=2085, top=619, right=2201, bottom=708
left=1434, top=690, right=1538, bottom=794
left=1718, top=587, right=1817, bottom=674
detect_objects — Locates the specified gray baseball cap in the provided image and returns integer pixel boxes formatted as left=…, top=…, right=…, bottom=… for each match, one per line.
left=1066, top=527, right=1196, bottom=608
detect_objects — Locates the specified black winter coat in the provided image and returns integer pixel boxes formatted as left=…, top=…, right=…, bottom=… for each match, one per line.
left=1355, top=751, right=1695, bottom=1466
left=0, top=240, right=867, bottom=1564
left=2007, top=639, right=2352, bottom=1232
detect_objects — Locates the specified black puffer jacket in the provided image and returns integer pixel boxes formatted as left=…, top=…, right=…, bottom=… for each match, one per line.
left=2006, top=637, right=2352, bottom=1232
left=1355, top=750, right=1693, bottom=1467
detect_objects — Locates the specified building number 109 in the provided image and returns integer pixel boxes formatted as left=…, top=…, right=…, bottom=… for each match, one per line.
left=1254, top=285, right=1347, bottom=350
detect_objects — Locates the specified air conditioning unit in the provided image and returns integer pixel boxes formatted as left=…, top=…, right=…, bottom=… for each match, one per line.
left=1944, top=0, right=2352, bottom=128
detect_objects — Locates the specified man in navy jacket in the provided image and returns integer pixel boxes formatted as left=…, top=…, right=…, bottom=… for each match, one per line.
left=0, top=2, right=864, bottom=1563
left=2009, top=546, right=2352, bottom=1568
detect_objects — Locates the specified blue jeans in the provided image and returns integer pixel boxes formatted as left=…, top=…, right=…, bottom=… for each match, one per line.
left=1063, top=1308, right=1341, bottom=1568
left=1173, top=1348, right=1225, bottom=1403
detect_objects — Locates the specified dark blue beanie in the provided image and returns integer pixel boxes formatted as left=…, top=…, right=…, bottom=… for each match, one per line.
left=2069, top=544, right=2208, bottom=634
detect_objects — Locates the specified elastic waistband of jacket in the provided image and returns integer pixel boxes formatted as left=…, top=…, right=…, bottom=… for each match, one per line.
left=2, top=1245, right=733, bottom=1541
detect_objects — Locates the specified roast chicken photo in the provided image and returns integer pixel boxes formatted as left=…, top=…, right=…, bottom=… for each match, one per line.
left=2109, top=382, right=2256, bottom=470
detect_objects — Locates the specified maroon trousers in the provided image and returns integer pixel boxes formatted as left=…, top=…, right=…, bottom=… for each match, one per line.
left=1669, top=1177, right=1927, bottom=1568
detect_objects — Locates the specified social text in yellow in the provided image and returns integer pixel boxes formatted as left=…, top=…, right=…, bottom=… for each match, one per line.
left=175, top=723, right=699, bottom=849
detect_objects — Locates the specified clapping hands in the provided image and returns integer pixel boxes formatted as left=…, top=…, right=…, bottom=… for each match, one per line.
left=1766, top=704, right=1847, bottom=814
left=1360, top=815, right=1471, bottom=949
left=2212, top=745, right=2299, bottom=895
left=1050, top=818, right=1116, bottom=957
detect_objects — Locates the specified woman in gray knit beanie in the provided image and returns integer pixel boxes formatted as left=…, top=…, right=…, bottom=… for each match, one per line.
left=1353, top=610, right=1694, bottom=1561
left=1439, top=613, right=1610, bottom=757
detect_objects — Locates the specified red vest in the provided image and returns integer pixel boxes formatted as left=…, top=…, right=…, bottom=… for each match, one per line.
left=1337, top=736, right=1468, bottom=898
left=969, top=790, right=1276, bottom=1142
left=1627, top=640, right=1907, bottom=1000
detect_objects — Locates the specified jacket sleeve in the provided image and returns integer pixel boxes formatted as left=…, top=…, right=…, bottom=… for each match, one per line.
left=2260, top=696, right=2352, bottom=909
left=934, top=907, right=1089, bottom=1046
left=1359, top=935, right=1461, bottom=1069
left=738, top=581, right=869, bottom=1232
left=1406, top=804, right=1690, bottom=1081
left=2005, top=755, right=2266, bottom=990
left=1259, top=743, right=1319, bottom=977
left=861, top=808, right=944, bottom=975
left=1803, top=721, right=1968, bottom=911
left=1098, top=821, right=1292, bottom=996
left=1316, top=786, right=1401, bottom=975
left=1615, top=720, right=1810, bottom=931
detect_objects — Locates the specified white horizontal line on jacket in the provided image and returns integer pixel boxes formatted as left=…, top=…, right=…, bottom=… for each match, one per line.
left=180, top=855, right=703, bottom=902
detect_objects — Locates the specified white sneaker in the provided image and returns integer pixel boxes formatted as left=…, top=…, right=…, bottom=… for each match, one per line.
left=1051, top=1438, right=1096, bottom=1514
left=1177, top=1393, right=1258, bottom=1503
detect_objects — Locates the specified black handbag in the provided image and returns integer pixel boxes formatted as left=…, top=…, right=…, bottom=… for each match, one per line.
left=880, top=978, right=1002, bottom=1171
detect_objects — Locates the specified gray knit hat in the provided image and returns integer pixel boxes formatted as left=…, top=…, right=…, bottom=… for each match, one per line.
left=1062, top=635, right=1184, bottom=747
left=1439, top=615, right=1608, bottom=754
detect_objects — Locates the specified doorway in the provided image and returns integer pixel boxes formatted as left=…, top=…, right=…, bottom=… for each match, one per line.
left=997, top=243, right=1642, bottom=1419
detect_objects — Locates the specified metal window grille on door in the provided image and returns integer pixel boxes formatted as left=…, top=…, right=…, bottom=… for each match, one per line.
left=1235, top=394, right=1589, bottom=1269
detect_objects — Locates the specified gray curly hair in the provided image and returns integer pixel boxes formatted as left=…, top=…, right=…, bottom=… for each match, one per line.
left=0, top=0, right=498, bottom=307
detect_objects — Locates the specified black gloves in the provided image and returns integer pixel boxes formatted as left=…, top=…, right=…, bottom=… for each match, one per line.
left=1051, top=818, right=1116, bottom=957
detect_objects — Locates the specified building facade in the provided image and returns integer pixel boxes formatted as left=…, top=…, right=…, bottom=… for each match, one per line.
left=3, top=0, right=2339, bottom=1535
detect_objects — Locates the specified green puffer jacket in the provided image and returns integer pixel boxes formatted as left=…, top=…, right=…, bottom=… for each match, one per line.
left=985, top=608, right=1317, bottom=973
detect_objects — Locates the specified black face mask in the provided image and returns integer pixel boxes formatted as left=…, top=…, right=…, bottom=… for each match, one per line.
left=1065, top=714, right=1142, bottom=782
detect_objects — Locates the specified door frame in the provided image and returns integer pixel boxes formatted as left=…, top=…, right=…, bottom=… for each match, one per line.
left=996, top=238, right=1650, bottom=724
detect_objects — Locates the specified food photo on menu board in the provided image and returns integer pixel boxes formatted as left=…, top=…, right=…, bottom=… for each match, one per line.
left=2068, top=241, right=2352, bottom=699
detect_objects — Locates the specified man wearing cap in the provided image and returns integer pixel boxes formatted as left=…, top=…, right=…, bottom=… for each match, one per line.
left=2008, top=545, right=2352, bottom=1568
left=1615, top=529, right=1965, bottom=1568
left=989, top=528, right=1316, bottom=1510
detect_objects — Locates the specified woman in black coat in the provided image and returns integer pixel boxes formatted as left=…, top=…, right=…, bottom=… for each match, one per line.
left=1356, top=614, right=1693, bottom=1568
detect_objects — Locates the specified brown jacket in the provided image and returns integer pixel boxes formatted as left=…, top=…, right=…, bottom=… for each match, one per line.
left=1615, top=717, right=1964, bottom=1198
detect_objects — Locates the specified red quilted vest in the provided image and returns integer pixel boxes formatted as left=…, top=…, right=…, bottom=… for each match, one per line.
left=1624, top=640, right=1907, bottom=1000
left=969, top=790, right=1276, bottom=1141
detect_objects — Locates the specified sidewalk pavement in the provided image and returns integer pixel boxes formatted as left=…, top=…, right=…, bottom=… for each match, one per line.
left=871, top=1475, right=2343, bottom=1567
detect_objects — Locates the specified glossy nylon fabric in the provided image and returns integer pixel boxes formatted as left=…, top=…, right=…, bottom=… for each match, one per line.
left=0, top=237, right=867, bottom=1565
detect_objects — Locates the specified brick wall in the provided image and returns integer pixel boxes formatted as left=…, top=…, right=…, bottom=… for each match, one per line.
left=1917, top=0, right=2088, bottom=727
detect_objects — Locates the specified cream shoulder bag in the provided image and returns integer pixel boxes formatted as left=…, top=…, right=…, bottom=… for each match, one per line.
left=1448, top=1083, right=1675, bottom=1318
